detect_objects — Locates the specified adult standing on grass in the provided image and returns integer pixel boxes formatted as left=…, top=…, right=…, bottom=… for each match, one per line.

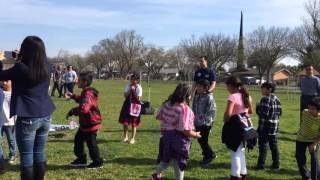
left=64, top=65, right=77, bottom=94
left=0, top=36, right=55, bottom=180
left=193, top=56, right=216, bottom=94
left=300, top=65, right=320, bottom=120
left=50, top=65, right=63, bottom=97
left=119, top=73, right=142, bottom=144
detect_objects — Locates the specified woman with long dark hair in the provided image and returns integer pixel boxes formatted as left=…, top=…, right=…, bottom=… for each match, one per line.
left=0, top=36, right=55, bottom=180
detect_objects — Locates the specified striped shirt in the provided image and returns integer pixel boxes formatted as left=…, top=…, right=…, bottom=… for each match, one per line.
left=297, top=110, right=320, bottom=142
left=156, top=102, right=194, bottom=131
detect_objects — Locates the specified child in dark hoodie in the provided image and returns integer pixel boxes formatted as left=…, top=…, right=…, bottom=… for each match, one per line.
left=66, top=72, right=103, bottom=169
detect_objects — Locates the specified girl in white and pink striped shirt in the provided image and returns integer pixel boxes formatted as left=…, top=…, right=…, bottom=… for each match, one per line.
left=152, top=84, right=201, bottom=180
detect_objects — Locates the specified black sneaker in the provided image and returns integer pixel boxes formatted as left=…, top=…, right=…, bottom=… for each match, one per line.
left=69, top=159, right=87, bottom=167
left=253, top=165, right=265, bottom=171
left=87, top=161, right=103, bottom=169
left=200, top=156, right=214, bottom=167
left=270, top=165, right=280, bottom=171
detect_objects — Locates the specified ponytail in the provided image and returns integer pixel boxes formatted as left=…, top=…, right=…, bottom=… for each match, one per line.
left=239, top=84, right=250, bottom=108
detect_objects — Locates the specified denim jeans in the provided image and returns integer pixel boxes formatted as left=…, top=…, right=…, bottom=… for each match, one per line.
left=1, top=125, right=16, bottom=158
left=0, top=126, right=4, bottom=166
left=16, top=116, right=51, bottom=167
left=65, top=83, right=75, bottom=93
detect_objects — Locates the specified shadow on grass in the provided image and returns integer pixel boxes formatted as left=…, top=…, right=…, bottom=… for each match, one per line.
left=279, top=130, right=296, bottom=136
left=47, top=138, right=118, bottom=144
left=186, top=160, right=229, bottom=170
left=278, top=136, right=296, bottom=143
left=46, top=164, right=84, bottom=171
left=107, top=157, right=156, bottom=166
left=104, top=129, right=160, bottom=133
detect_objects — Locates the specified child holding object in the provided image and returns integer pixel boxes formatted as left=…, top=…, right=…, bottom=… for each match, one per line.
left=119, top=73, right=142, bottom=144
left=66, top=72, right=103, bottom=169
left=151, top=84, right=201, bottom=180
left=192, top=79, right=217, bottom=167
left=296, top=97, right=320, bottom=180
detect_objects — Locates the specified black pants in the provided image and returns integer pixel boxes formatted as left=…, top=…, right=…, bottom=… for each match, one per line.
left=51, top=82, right=61, bottom=97
left=296, top=141, right=320, bottom=180
left=74, top=130, right=101, bottom=163
left=195, top=126, right=215, bottom=159
left=257, top=134, right=279, bottom=168
left=66, top=83, right=75, bottom=93
left=59, top=83, right=66, bottom=97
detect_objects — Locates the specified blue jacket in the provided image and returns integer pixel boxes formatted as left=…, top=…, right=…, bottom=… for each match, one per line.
left=0, top=62, right=55, bottom=118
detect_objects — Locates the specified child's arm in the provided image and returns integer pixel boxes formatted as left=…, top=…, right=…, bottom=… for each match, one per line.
left=224, top=100, right=235, bottom=123
left=71, top=94, right=81, bottom=103
left=66, top=107, right=80, bottom=119
left=182, top=130, right=201, bottom=139
left=79, top=91, right=95, bottom=114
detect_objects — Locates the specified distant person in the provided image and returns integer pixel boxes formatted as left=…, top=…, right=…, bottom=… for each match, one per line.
left=255, top=83, right=282, bottom=171
left=1, top=80, right=17, bottom=165
left=64, top=65, right=77, bottom=93
left=193, top=56, right=216, bottom=94
left=119, top=73, right=142, bottom=144
left=192, top=79, right=217, bottom=167
left=151, top=84, right=201, bottom=180
left=0, top=82, right=4, bottom=174
left=222, top=76, right=253, bottom=180
left=66, top=72, right=103, bottom=169
left=51, top=65, right=63, bottom=97
left=0, top=36, right=55, bottom=180
left=296, top=98, right=320, bottom=180
left=300, top=65, right=320, bottom=118
left=60, top=67, right=67, bottom=96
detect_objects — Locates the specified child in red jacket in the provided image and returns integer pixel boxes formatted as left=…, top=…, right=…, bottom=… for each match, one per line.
left=66, top=72, right=103, bottom=169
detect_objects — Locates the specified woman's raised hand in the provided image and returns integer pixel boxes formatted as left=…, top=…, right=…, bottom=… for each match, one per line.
left=0, top=51, right=4, bottom=61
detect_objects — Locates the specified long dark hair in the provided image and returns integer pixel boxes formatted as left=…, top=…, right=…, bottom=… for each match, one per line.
left=19, top=36, right=49, bottom=85
left=165, top=83, right=192, bottom=106
left=225, top=76, right=250, bottom=108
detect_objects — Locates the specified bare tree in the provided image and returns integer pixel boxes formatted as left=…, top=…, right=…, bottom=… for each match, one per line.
left=113, top=30, right=144, bottom=78
left=290, top=0, right=320, bottom=70
left=141, top=45, right=167, bottom=79
left=87, top=45, right=107, bottom=79
left=180, top=34, right=237, bottom=71
left=247, top=26, right=291, bottom=82
left=166, top=46, right=190, bottom=81
left=68, top=54, right=89, bottom=72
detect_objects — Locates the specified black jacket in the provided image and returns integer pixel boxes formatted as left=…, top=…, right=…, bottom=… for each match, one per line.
left=222, top=113, right=258, bottom=151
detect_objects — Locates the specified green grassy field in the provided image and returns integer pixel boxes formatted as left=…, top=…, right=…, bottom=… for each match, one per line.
left=2, top=80, right=304, bottom=179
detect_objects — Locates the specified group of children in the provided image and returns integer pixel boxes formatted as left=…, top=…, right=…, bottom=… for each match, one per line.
left=150, top=75, right=320, bottom=180
left=6, top=70, right=314, bottom=179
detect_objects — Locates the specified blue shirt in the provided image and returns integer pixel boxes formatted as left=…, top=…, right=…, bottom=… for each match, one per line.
left=194, top=68, right=216, bottom=84
left=0, top=62, right=55, bottom=118
left=300, top=76, right=320, bottom=96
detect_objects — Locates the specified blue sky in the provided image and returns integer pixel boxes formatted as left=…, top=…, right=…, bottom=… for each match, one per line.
left=0, top=0, right=308, bottom=65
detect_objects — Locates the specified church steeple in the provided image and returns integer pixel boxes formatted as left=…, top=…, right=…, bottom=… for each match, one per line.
left=237, top=11, right=245, bottom=70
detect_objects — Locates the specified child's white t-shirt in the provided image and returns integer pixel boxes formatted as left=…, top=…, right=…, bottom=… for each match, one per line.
left=2, top=91, right=16, bottom=126
left=124, top=84, right=142, bottom=97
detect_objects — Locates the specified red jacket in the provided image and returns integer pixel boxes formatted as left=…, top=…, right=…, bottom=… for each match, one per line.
left=69, top=87, right=102, bottom=132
